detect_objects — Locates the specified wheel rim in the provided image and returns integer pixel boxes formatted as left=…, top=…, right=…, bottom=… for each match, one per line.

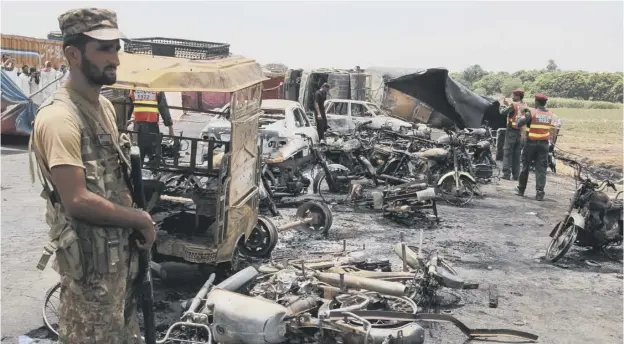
left=439, top=176, right=475, bottom=206
left=546, top=221, right=577, bottom=261
left=43, top=282, right=61, bottom=337
left=341, top=293, right=417, bottom=328
left=317, top=172, right=351, bottom=203
left=244, top=226, right=270, bottom=253
left=296, top=201, right=333, bottom=235
left=239, top=218, right=277, bottom=257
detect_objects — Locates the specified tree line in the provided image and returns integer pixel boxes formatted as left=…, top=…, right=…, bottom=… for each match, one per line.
left=450, top=60, right=623, bottom=104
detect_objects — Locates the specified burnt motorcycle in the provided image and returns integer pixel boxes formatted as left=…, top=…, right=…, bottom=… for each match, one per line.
left=259, top=132, right=342, bottom=216
left=312, top=121, right=380, bottom=198
left=414, top=129, right=479, bottom=206
left=546, top=157, right=623, bottom=262
left=459, top=124, right=499, bottom=181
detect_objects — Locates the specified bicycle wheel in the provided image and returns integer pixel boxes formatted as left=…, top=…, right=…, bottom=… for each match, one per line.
left=42, top=282, right=61, bottom=337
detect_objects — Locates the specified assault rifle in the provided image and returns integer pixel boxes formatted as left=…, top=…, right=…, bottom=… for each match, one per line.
left=129, top=146, right=157, bottom=344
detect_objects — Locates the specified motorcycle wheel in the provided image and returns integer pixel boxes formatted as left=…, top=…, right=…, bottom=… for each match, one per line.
left=437, top=175, right=476, bottom=206
left=313, top=170, right=351, bottom=203
left=545, top=220, right=578, bottom=262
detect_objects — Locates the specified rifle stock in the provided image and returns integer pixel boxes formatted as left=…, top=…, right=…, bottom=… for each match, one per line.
left=129, top=146, right=157, bottom=344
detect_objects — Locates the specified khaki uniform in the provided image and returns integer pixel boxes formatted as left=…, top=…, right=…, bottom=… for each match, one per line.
left=31, top=88, right=141, bottom=343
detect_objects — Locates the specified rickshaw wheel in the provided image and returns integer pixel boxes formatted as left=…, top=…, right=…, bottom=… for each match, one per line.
left=295, top=201, right=333, bottom=236
left=238, top=216, right=278, bottom=258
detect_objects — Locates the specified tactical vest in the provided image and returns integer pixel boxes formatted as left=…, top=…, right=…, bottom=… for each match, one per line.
left=131, top=90, right=159, bottom=123
left=527, top=108, right=554, bottom=141
left=509, top=102, right=527, bottom=129
left=30, top=88, right=138, bottom=280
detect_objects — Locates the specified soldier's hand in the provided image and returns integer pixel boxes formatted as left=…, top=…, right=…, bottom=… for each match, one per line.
left=136, top=210, right=156, bottom=250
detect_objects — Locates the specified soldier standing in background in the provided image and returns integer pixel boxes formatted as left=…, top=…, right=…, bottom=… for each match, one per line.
left=516, top=93, right=555, bottom=201
left=314, top=82, right=330, bottom=141
left=29, top=8, right=154, bottom=343
left=500, top=89, right=529, bottom=180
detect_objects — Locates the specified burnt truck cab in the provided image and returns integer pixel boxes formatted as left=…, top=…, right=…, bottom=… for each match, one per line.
left=111, top=39, right=278, bottom=268
left=297, top=68, right=371, bottom=119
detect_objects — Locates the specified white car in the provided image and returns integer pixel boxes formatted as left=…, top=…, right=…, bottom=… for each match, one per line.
left=199, top=99, right=319, bottom=161
left=324, top=99, right=416, bottom=133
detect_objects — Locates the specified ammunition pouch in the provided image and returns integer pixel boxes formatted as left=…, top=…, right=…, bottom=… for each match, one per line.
left=54, top=226, right=84, bottom=280
left=47, top=223, right=136, bottom=280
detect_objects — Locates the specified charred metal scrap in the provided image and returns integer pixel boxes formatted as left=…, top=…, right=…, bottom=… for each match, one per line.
left=157, top=243, right=538, bottom=344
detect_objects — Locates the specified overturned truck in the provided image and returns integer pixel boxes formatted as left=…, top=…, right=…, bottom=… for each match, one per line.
left=382, top=68, right=505, bottom=130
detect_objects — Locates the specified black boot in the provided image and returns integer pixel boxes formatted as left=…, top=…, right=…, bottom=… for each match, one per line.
left=536, top=191, right=545, bottom=201
left=516, top=186, right=524, bottom=196
left=502, top=175, right=511, bottom=180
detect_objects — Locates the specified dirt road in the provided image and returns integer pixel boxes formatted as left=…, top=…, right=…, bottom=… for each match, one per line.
left=2, top=136, right=622, bottom=344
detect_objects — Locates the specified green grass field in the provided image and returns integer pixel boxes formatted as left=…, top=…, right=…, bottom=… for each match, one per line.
left=553, top=108, right=623, bottom=170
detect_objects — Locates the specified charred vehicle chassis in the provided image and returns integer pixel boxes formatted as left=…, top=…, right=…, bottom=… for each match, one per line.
left=100, top=239, right=538, bottom=344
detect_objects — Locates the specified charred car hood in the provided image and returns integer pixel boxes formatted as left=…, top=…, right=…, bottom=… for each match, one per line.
left=385, top=69, right=503, bottom=130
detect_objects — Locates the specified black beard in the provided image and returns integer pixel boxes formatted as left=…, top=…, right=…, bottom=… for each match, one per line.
left=80, top=55, right=116, bottom=86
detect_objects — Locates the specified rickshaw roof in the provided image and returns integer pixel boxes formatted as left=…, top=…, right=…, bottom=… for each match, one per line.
left=111, top=53, right=269, bottom=93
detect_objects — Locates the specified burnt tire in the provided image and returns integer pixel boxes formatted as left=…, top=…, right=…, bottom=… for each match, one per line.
left=238, top=216, right=279, bottom=258
left=313, top=170, right=352, bottom=203
left=295, top=201, right=333, bottom=236
left=437, top=175, right=477, bottom=206
left=546, top=220, right=578, bottom=262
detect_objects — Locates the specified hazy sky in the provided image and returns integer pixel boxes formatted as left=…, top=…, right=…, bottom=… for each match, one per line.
left=1, top=1, right=623, bottom=72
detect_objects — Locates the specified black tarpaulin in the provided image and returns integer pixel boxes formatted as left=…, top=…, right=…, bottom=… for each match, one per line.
left=385, top=68, right=503, bottom=130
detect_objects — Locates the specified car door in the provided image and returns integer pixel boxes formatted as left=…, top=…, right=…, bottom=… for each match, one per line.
left=298, top=72, right=311, bottom=110
left=325, top=100, right=352, bottom=133
left=350, top=102, right=376, bottom=129
left=293, top=105, right=318, bottom=143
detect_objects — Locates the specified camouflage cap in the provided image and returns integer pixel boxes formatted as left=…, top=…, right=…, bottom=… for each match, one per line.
left=58, top=8, right=126, bottom=41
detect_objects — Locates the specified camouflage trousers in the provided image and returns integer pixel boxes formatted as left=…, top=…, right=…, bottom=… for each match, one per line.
left=58, top=249, right=142, bottom=344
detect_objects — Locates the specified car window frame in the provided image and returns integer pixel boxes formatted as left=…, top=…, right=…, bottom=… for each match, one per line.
left=291, top=106, right=306, bottom=128
left=328, top=101, right=349, bottom=116
left=294, top=107, right=311, bottom=127
left=351, top=103, right=371, bottom=117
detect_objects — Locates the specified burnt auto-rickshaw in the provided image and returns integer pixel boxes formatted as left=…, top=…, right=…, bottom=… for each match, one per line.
left=108, top=40, right=279, bottom=271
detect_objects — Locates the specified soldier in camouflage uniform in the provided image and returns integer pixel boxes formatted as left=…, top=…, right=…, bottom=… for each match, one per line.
left=29, top=8, right=156, bottom=343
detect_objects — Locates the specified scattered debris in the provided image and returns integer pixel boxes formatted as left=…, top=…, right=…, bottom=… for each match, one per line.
left=488, top=284, right=499, bottom=308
